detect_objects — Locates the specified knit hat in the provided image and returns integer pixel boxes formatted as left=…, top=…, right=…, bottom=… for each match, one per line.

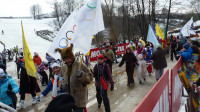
left=97, top=54, right=104, bottom=59
left=45, top=94, right=75, bottom=112
left=56, top=45, right=75, bottom=60
left=0, top=68, right=5, bottom=77
left=34, top=52, right=38, bottom=56
left=183, top=42, right=190, bottom=49
left=51, top=60, right=61, bottom=68
left=138, top=54, right=143, bottom=60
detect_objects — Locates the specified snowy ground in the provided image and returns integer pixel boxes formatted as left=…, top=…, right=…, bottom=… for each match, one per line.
left=0, top=18, right=187, bottom=112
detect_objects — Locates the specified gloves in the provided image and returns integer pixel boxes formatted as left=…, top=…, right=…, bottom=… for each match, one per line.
left=60, top=82, right=67, bottom=90
left=110, top=84, right=114, bottom=91
left=76, top=70, right=83, bottom=78
left=37, top=94, right=44, bottom=101
left=6, top=90, right=14, bottom=96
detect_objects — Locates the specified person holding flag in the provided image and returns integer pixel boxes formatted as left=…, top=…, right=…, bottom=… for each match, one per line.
left=17, top=59, right=40, bottom=109
left=17, top=22, right=41, bottom=109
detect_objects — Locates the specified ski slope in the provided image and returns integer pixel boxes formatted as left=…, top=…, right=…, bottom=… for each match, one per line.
left=0, top=18, right=54, bottom=60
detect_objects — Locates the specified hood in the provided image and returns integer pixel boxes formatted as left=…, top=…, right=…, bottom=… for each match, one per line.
left=184, top=47, right=193, bottom=54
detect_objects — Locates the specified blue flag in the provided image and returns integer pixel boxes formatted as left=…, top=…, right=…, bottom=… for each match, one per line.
left=146, top=24, right=160, bottom=46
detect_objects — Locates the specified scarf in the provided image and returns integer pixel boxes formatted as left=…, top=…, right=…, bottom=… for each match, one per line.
left=52, top=75, right=58, bottom=97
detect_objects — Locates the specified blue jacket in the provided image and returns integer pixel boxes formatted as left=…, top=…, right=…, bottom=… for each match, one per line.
left=145, top=49, right=152, bottom=61
left=0, top=74, right=19, bottom=106
left=177, top=47, right=193, bottom=63
left=41, top=76, right=65, bottom=96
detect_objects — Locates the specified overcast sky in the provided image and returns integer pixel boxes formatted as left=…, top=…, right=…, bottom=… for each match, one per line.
left=0, top=0, right=57, bottom=17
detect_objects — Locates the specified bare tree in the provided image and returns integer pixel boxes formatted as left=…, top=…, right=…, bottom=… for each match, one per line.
left=30, top=5, right=37, bottom=19
left=36, top=4, right=42, bottom=19
left=52, top=0, right=62, bottom=28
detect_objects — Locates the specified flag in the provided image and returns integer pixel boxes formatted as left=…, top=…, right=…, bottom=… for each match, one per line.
left=156, top=24, right=164, bottom=39
left=47, top=10, right=78, bottom=60
left=21, top=21, right=36, bottom=78
left=181, top=17, right=196, bottom=37
left=163, top=27, right=166, bottom=39
left=48, top=0, right=104, bottom=59
left=71, top=0, right=104, bottom=54
left=147, top=24, right=160, bottom=46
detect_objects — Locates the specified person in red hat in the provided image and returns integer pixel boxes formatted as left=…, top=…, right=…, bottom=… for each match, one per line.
left=93, top=54, right=114, bottom=112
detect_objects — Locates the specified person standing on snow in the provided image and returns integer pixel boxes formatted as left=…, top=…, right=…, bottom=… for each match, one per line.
left=17, top=59, right=40, bottom=109
left=119, top=47, right=138, bottom=86
left=56, top=45, right=93, bottom=112
left=37, top=60, right=66, bottom=101
left=170, top=36, right=177, bottom=61
left=137, top=54, right=148, bottom=84
left=151, top=45, right=167, bottom=81
left=0, top=68, right=19, bottom=109
left=93, top=54, right=114, bottom=112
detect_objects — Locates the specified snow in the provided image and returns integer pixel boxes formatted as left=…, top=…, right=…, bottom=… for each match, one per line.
left=0, top=18, right=54, bottom=61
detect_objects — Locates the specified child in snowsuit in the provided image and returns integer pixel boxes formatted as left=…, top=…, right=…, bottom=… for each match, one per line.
left=137, top=54, right=148, bottom=84
left=37, top=60, right=66, bottom=100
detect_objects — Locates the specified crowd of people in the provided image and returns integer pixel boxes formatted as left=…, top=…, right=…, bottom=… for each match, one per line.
left=0, top=33, right=199, bottom=112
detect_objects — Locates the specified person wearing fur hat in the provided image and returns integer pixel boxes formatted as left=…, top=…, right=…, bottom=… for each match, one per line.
left=119, top=47, right=138, bottom=86
left=56, top=45, right=93, bottom=112
left=0, top=68, right=19, bottom=109
left=93, top=54, right=114, bottom=112
left=37, top=60, right=66, bottom=101
left=151, top=45, right=167, bottom=81
left=17, top=59, right=40, bottom=109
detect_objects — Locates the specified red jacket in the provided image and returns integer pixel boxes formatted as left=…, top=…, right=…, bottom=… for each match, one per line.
left=33, top=56, right=42, bottom=66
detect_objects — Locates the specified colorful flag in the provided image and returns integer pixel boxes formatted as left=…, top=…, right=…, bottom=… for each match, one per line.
left=181, top=17, right=196, bottom=37
left=147, top=24, right=160, bottom=46
left=21, top=21, right=36, bottom=78
left=156, top=24, right=164, bottom=39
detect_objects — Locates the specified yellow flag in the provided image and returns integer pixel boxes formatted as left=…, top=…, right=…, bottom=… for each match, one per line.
left=156, top=24, right=164, bottom=39
left=21, top=21, right=36, bottom=78
left=92, top=35, right=95, bottom=39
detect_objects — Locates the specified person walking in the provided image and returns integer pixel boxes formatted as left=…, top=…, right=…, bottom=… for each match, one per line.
left=93, top=54, right=114, bottom=112
left=151, top=45, right=167, bottom=81
left=104, top=45, right=115, bottom=73
left=56, top=45, right=93, bottom=112
left=119, top=47, right=138, bottom=86
left=17, top=59, right=40, bottom=109
left=170, top=36, right=177, bottom=61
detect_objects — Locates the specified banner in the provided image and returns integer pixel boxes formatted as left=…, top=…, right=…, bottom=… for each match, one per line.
left=89, top=43, right=129, bottom=62
left=21, top=21, right=36, bottom=78
left=134, top=70, right=170, bottom=112
left=171, top=57, right=182, bottom=112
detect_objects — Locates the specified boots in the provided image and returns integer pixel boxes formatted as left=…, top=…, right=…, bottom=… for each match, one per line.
left=17, top=100, right=24, bottom=109
left=32, top=97, right=37, bottom=104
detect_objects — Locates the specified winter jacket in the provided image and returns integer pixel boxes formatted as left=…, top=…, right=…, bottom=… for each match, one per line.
left=151, top=47, right=167, bottom=70
left=177, top=47, right=193, bottom=63
left=104, top=49, right=115, bottom=62
left=145, top=49, right=152, bottom=61
left=0, top=74, right=19, bottom=106
left=19, top=67, right=40, bottom=94
left=59, top=60, right=93, bottom=107
left=119, top=51, right=138, bottom=72
left=93, top=62, right=114, bottom=89
left=33, top=56, right=42, bottom=66
left=1, top=51, right=6, bottom=59
left=136, top=46, right=143, bottom=54
left=41, top=75, right=66, bottom=97
left=176, top=42, right=183, bottom=52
